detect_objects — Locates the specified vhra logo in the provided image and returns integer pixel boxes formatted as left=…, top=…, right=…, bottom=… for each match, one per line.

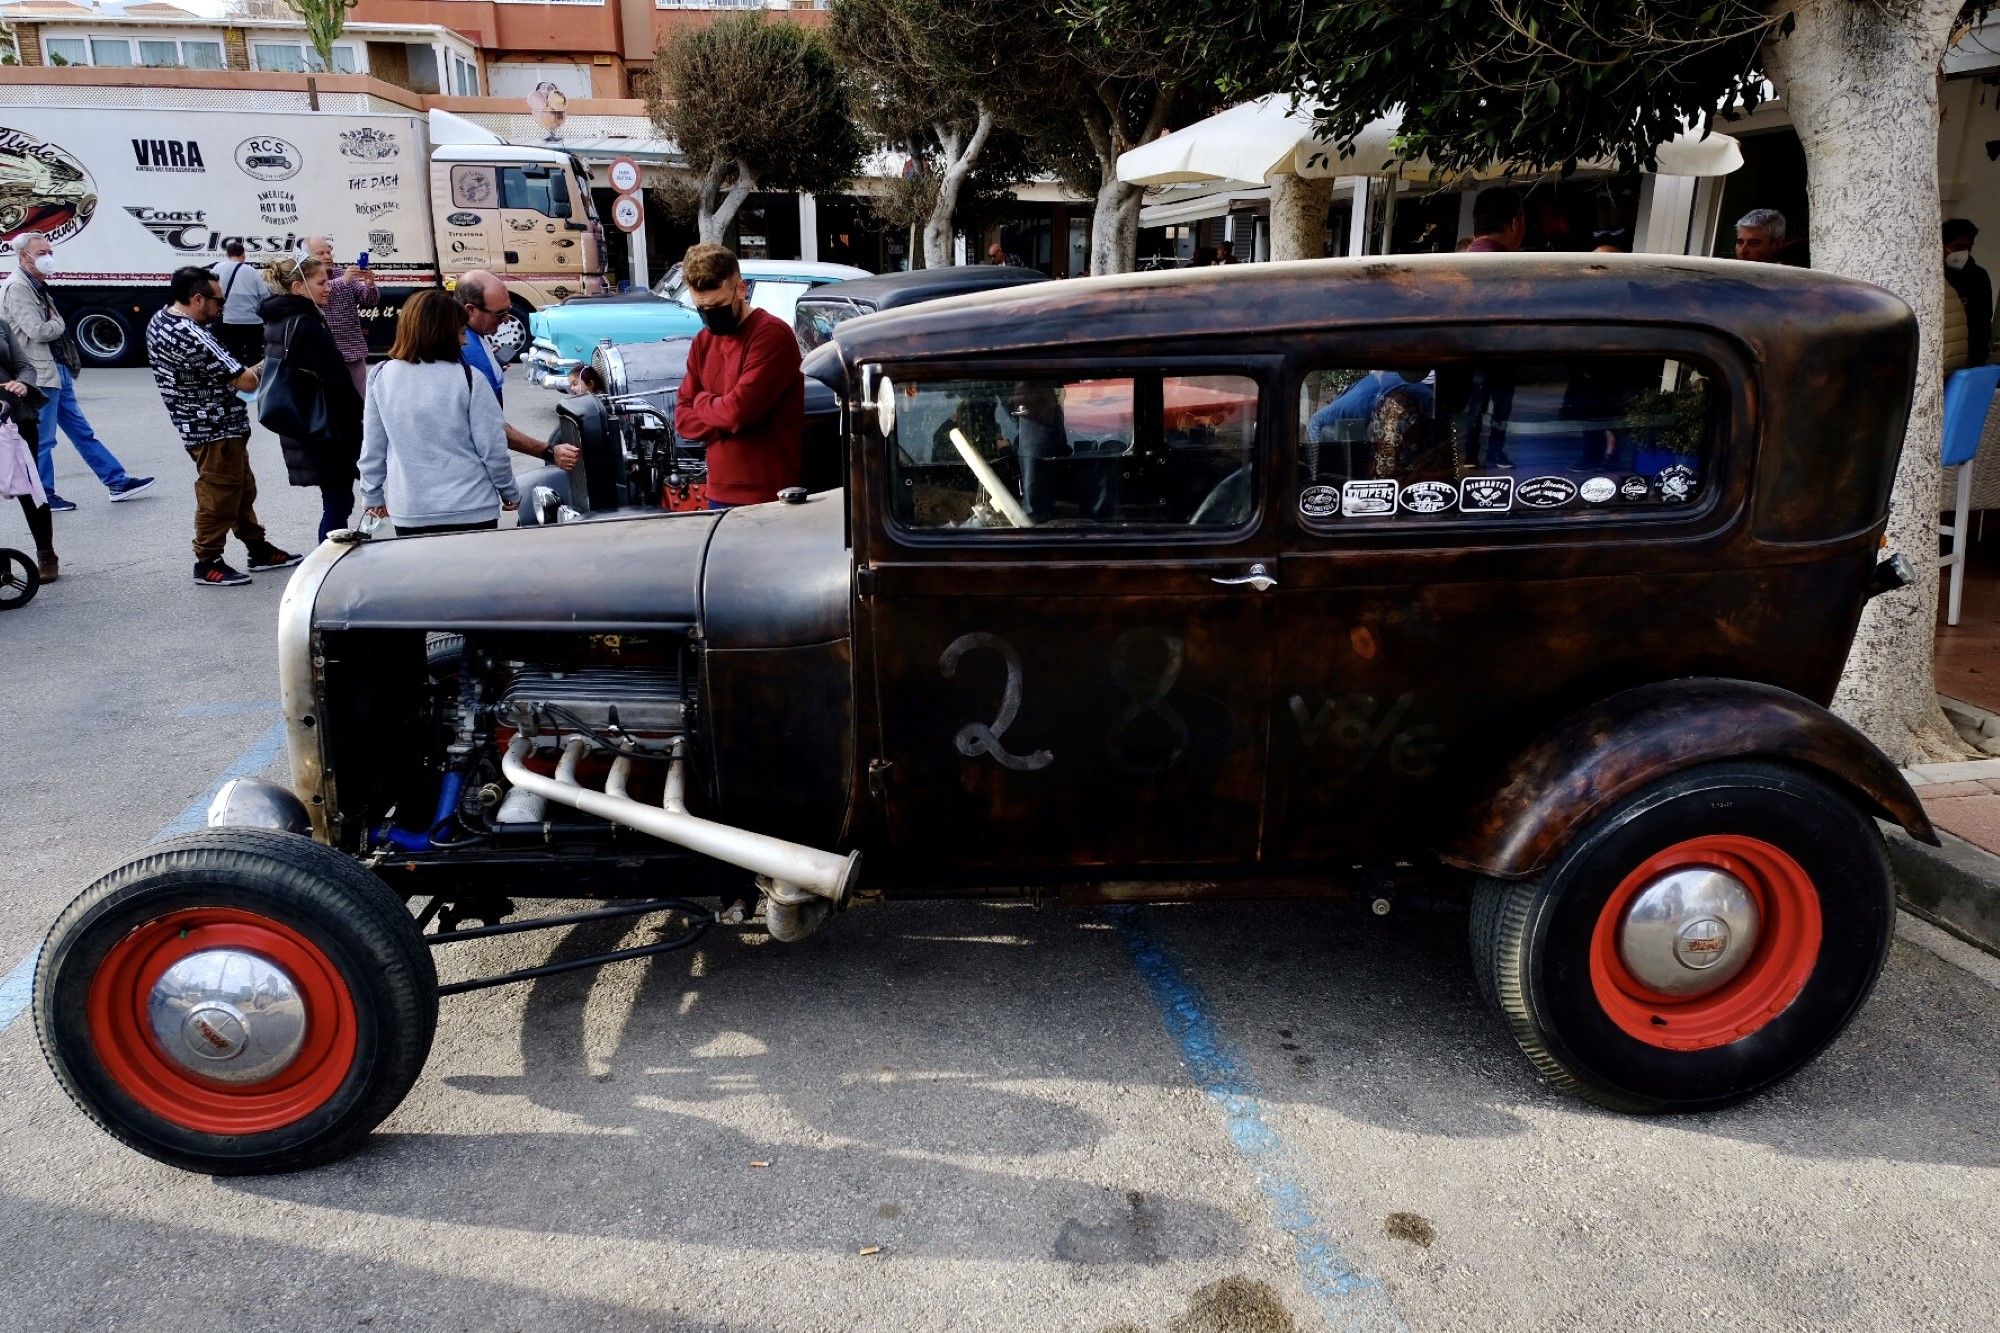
left=131, top=139, right=205, bottom=173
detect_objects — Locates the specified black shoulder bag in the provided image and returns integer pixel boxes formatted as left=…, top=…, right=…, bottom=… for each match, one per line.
left=257, top=314, right=332, bottom=442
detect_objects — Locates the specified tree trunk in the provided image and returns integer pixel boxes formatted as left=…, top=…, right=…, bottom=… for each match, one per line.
left=1270, top=175, right=1333, bottom=262
left=1090, top=174, right=1142, bottom=276
left=696, top=159, right=756, bottom=246
left=1766, top=0, right=1967, bottom=764
left=925, top=110, right=995, bottom=270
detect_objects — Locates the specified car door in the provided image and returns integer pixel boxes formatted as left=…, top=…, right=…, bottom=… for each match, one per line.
left=1265, top=328, right=1759, bottom=865
left=493, top=163, right=582, bottom=283
left=856, top=356, right=1280, bottom=880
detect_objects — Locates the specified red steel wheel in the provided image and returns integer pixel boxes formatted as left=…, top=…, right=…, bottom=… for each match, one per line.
left=1470, top=761, right=1895, bottom=1113
left=87, top=907, right=358, bottom=1135
left=38, top=829, right=436, bottom=1174
left=1588, top=835, right=1823, bottom=1052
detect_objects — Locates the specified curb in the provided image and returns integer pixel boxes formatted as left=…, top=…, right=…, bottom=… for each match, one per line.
left=1884, top=824, right=2000, bottom=957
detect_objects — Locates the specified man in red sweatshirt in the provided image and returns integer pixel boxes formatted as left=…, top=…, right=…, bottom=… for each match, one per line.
left=674, top=244, right=804, bottom=508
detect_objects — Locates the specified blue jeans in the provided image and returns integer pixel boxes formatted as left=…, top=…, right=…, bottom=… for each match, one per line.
left=36, top=365, right=129, bottom=495
left=319, top=483, right=355, bottom=542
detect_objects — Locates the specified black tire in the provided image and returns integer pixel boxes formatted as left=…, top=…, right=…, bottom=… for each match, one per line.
left=1468, top=760, right=1893, bottom=1114
left=72, top=306, right=134, bottom=368
left=35, top=829, right=436, bottom=1174
left=0, top=547, right=40, bottom=610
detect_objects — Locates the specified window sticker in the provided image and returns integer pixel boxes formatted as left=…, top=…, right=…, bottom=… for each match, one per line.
left=1458, top=476, right=1515, bottom=513
left=1341, top=479, right=1397, bottom=517
left=1399, top=480, right=1455, bottom=514
left=1517, top=476, right=1578, bottom=508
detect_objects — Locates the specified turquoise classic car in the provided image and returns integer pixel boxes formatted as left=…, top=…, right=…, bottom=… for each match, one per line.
left=525, top=258, right=870, bottom=388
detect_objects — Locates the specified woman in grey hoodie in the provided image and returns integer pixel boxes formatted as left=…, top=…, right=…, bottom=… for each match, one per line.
left=359, top=289, right=519, bottom=536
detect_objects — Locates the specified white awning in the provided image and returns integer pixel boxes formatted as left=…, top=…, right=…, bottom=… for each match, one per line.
left=1119, top=96, right=1741, bottom=187
left=1139, top=184, right=1272, bottom=228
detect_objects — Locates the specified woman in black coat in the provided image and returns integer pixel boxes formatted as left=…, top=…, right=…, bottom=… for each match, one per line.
left=259, top=256, right=365, bottom=541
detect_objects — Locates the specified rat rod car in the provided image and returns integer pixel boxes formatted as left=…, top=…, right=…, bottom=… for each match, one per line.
left=36, top=255, right=1933, bottom=1174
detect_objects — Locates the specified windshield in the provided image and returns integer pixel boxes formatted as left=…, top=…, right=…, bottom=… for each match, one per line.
left=796, top=299, right=866, bottom=350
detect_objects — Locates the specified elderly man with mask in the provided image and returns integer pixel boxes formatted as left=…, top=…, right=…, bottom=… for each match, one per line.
left=454, top=269, right=577, bottom=471
left=1945, top=218, right=1993, bottom=368
left=1, top=234, right=152, bottom=512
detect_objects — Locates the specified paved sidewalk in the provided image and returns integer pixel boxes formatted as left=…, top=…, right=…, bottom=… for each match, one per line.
left=1905, top=755, right=2000, bottom=849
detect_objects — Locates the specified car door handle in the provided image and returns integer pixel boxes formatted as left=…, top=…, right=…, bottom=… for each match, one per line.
left=504, top=250, right=520, bottom=265
left=1211, top=562, right=1276, bottom=591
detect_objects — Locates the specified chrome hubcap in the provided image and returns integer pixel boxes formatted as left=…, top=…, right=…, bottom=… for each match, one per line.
left=146, top=948, right=307, bottom=1083
left=1616, top=866, right=1761, bottom=997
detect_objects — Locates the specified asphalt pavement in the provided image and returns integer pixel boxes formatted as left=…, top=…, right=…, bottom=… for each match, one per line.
left=2, top=368, right=1997, bottom=1331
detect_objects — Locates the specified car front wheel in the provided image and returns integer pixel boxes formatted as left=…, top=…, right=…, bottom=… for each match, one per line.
left=1470, top=760, right=1893, bottom=1113
left=35, top=829, right=436, bottom=1174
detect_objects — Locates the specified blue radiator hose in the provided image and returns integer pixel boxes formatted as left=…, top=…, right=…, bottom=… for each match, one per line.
left=375, top=770, right=466, bottom=852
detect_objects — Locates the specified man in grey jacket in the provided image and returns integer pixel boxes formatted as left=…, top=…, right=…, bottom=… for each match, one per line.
left=3, top=235, right=152, bottom=511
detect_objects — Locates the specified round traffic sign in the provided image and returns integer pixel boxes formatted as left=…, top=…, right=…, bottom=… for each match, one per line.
left=608, top=157, right=642, bottom=194
left=612, top=193, right=644, bottom=233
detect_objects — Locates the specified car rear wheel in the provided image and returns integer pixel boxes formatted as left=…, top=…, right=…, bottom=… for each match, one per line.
left=35, top=829, right=436, bottom=1174
left=1469, top=760, right=1893, bottom=1113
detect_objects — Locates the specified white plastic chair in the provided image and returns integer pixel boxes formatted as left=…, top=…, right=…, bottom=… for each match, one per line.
left=1940, top=365, right=2000, bottom=626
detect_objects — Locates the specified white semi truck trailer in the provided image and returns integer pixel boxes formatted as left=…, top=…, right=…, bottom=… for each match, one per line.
left=0, top=102, right=603, bottom=364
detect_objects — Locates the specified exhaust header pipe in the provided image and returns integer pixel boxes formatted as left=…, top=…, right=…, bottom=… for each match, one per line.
left=500, top=737, right=860, bottom=905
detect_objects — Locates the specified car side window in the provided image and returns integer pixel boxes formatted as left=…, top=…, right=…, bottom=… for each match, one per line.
left=498, top=167, right=565, bottom=217
left=1296, top=357, right=1715, bottom=522
left=889, top=371, right=1259, bottom=533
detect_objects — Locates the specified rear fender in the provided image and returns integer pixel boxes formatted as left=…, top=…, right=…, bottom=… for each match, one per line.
left=1440, top=679, right=1936, bottom=879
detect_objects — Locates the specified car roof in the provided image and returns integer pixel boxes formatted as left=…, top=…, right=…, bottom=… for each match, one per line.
left=827, top=253, right=1910, bottom=366
left=736, top=260, right=873, bottom=282
left=806, top=265, right=1049, bottom=312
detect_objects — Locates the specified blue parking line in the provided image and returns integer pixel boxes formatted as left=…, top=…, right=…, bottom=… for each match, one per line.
left=1113, top=906, right=1406, bottom=1333
left=0, top=716, right=289, bottom=1034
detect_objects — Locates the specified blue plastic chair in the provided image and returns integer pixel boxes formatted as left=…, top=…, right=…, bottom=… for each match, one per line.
left=1941, top=364, right=2000, bottom=625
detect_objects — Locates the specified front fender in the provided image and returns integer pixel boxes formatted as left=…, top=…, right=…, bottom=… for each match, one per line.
left=1440, top=678, right=1937, bottom=879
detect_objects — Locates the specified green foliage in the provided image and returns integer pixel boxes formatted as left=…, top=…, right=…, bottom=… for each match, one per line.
left=650, top=15, right=865, bottom=199
left=1080, top=1, right=1986, bottom=175
left=282, top=0, right=358, bottom=76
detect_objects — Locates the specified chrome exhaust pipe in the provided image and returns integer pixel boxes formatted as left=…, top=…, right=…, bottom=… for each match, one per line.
left=500, top=736, right=859, bottom=904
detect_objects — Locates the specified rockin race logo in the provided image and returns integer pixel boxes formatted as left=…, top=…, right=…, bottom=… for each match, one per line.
left=0, top=127, right=99, bottom=252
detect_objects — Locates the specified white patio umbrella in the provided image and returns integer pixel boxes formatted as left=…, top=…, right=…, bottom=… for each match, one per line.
left=1117, top=95, right=1742, bottom=188
left=1117, top=96, right=1741, bottom=260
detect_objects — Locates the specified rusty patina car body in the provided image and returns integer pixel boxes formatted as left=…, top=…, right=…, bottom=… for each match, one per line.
left=38, top=255, right=1932, bottom=1173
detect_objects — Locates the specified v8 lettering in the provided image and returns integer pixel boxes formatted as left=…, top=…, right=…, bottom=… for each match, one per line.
left=1289, top=692, right=1444, bottom=779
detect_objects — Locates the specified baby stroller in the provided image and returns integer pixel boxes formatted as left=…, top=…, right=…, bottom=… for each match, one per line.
left=0, top=544, right=37, bottom=609
left=0, top=390, right=43, bottom=609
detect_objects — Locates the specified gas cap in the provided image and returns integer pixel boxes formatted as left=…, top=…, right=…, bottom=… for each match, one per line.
left=778, top=487, right=808, bottom=505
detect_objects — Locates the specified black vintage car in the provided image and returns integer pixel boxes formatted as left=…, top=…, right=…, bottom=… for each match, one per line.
left=35, top=256, right=1932, bottom=1175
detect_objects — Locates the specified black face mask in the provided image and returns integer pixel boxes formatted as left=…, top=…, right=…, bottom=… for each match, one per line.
left=698, top=302, right=741, bottom=336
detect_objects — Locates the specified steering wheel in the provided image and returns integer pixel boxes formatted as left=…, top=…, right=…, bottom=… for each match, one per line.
left=947, top=426, right=1035, bottom=528
left=1189, top=464, right=1251, bottom=527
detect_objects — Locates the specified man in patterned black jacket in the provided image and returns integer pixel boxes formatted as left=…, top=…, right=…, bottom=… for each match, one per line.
left=145, top=265, right=299, bottom=587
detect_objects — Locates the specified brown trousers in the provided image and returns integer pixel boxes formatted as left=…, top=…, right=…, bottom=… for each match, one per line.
left=190, top=434, right=266, bottom=561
